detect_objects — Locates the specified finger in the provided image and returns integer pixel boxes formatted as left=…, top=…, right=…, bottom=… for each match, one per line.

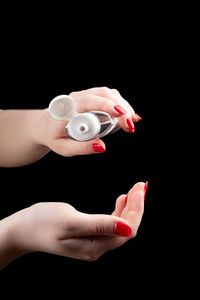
left=69, top=212, right=132, bottom=238
left=127, top=189, right=144, bottom=213
left=71, top=93, right=127, bottom=118
left=72, top=87, right=142, bottom=122
left=82, top=87, right=123, bottom=105
left=112, top=194, right=127, bottom=216
left=123, top=190, right=145, bottom=238
left=111, top=89, right=142, bottom=123
left=126, top=182, right=145, bottom=200
left=81, top=95, right=135, bottom=133
left=84, top=87, right=132, bottom=115
left=73, top=93, right=133, bottom=133
left=53, top=138, right=106, bottom=156
left=112, top=182, right=145, bottom=217
left=84, top=87, right=136, bottom=121
left=121, top=182, right=145, bottom=217
left=71, top=88, right=141, bottom=133
left=117, top=115, right=136, bottom=133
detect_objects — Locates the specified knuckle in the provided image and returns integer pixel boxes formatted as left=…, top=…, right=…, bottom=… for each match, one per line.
left=100, top=86, right=111, bottom=96
left=101, top=98, right=109, bottom=108
left=111, top=88, right=120, bottom=95
left=69, top=91, right=76, bottom=97
left=95, top=222, right=106, bottom=236
left=134, top=202, right=144, bottom=214
left=69, top=91, right=79, bottom=97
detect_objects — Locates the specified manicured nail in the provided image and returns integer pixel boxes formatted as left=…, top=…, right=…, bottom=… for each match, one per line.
left=92, top=143, right=105, bottom=153
left=114, top=222, right=132, bottom=237
left=125, top=195, right=128, bottom=205
left=126, top=118, right=135, bottom=132
left=114, top=105, right=127, bottom=115
left=144, top=181, right=148, bottom=201
left=135, top=113, right=142, bottom=120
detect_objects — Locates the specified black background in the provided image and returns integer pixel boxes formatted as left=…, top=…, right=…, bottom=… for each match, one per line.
left=0, top=4, right=186, bottom=297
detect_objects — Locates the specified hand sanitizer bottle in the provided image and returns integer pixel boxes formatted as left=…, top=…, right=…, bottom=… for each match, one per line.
left=49, top=95, right=121, bottom=142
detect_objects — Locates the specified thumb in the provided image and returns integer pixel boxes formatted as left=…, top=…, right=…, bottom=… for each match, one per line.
left=53, top=138, right=106, bottom=156
left=73, top=213, right=132, bottom=237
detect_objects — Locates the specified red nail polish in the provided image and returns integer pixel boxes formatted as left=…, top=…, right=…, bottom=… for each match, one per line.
left=135, top=113, right=142, bottom=120
left=114, top=222, right=132, bottom=237
left=92, top=143, right=105, bottom=153
left=144, top=181, right=148, bottom=201
left=114, top=105, right=127, bottom=115
left=126, top=118, right=135, bottom=132
left=124, top=195, right=128, bottom=204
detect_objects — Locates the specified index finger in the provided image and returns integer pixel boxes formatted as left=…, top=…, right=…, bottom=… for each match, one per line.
left=86, top=87, right=139, bottom=122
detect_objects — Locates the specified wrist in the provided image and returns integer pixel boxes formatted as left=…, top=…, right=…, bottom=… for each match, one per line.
left=25, top=109, right=51, bottom=162
left=28, top=108, right=50, bottom=147
left=0, top=212, right=32, bottom=270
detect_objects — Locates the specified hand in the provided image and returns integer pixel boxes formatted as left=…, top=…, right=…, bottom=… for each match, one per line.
left=36, top=87, right=142, bottom=157
left=3, top=182, right=145, bottom=264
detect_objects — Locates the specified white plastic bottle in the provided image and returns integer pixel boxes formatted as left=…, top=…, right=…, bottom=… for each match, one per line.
left=48, top=95, right=121, bottom=141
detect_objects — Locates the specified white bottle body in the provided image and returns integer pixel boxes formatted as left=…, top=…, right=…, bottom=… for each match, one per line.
left=65, top=110, right=120, bottom=141
left=49, top=95, right=121, bottom=142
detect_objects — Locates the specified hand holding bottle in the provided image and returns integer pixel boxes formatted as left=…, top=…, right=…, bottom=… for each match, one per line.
left=43, top=87, right=142, bottom=156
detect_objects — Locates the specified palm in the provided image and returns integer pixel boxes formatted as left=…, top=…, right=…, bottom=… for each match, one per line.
left=63, top=182, right=145, bottom=261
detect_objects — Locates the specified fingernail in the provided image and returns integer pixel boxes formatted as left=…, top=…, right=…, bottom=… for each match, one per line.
left=125, top=195, right=128, bottom=204
left=126, top=118, right=135, bottom=132
left=114, top=105, right=127, bottom=115
left=144, top=181, right=148, bottom=201
left=135, top=113, right=142, bottom=120
left=114, top=222, right=132, bottom=237
left=92, top=143, right=105, bottom=153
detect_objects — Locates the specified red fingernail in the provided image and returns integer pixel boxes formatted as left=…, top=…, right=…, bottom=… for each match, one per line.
left=125, top=195, right=128, bottom=204
left=135, top=113, right=142, bottom=120
left=92, top=143, right=105, bottom=153
left=126, top=118, right=135, bottom=132
left=114, top=222, right=132, bottom=237
left=114, top=105, right=127, bottom=115
left=144, top=181, right=148, bottom=201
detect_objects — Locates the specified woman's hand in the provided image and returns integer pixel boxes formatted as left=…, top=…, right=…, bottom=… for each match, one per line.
left=36, top=87, right=142, bottom=157
left=0, top=182, right=146, bottom=268
left=0, top=87, right=142, bottom=166
left=0, top=87, right=142, bottom=167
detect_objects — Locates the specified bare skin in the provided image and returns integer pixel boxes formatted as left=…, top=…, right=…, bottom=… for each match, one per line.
left=0, top=87, right=144, bottom=270
left=0, top=182, right=145, bottom=270
left=0, top=87, right=141, bottom=167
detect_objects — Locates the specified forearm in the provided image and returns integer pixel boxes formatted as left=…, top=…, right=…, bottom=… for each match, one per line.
left=0, top=109, right=50, bottom=167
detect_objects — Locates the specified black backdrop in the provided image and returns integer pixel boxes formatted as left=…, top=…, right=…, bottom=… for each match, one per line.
left=0, top=6, right=181, bottom=297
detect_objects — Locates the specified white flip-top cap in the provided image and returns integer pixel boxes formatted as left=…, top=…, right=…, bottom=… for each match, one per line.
left=49, top=95, right=77, bottom=120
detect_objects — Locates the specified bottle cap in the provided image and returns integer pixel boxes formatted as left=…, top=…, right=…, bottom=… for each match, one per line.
left=48, top=95, right=77, bottom=120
